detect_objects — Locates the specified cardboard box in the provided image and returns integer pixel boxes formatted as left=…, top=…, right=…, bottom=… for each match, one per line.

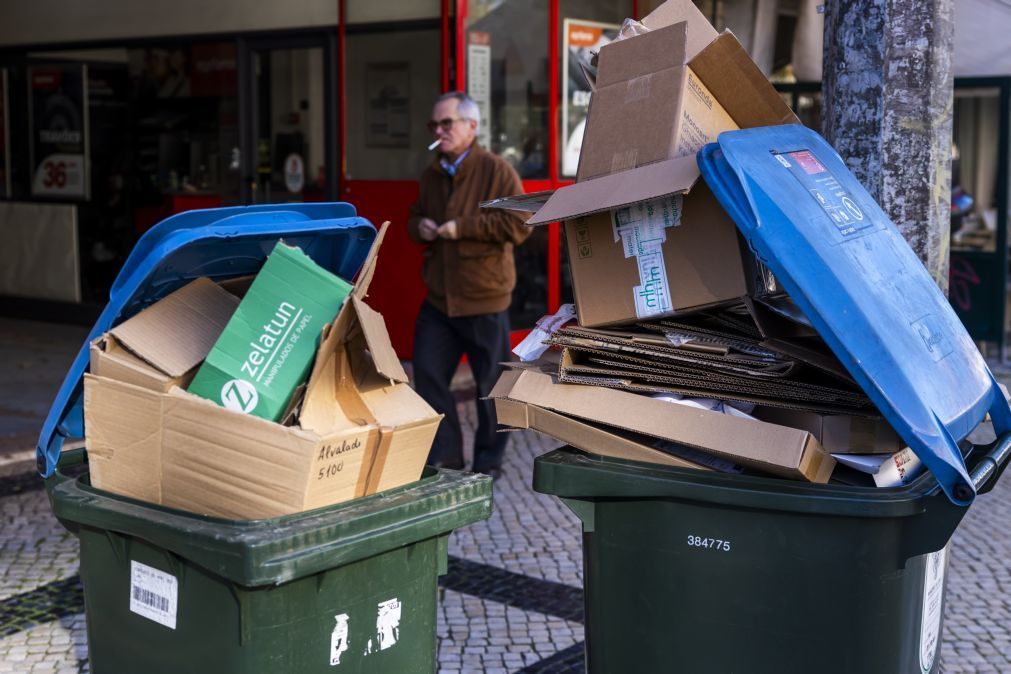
left=562, top=180, right=746, bottom=326
left=84, top=223, right=443, bottom=519
left=753, top=407, right=904, bottom=455
left=484, top=0, right=798, bottom=327
left=490, top=366, right=835, bottom=483
left=576, top=21, right=739, bottom=181
left=188, top=241, right=354, bottom=422
left=90, top=277, right=239, bottom=392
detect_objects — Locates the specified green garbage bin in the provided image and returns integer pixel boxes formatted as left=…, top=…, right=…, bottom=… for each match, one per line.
left=34, top=204, right=494, bottom=673
left=49, top=448, right=491, bottom=673
left=533, top=438, right=1010, bottom=674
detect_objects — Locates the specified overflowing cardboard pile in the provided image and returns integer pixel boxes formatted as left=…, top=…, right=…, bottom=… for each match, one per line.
left=84, top=223, right=442, bottom=519
left=488, top=0, right=922, bottom=488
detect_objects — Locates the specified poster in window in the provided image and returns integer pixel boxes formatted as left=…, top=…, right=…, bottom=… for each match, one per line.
left=365, top=63, right=410, bottom=148
left=29, top=64, right=90, bottom=199
left=562, top=19, right=620, bottom=177
left=467, top=31, right=492, bottom=150
left=0, top=68, right=9, bottom=198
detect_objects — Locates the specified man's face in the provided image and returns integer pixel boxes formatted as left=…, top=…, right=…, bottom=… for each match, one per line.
left=430, top=98, right=477, bottom=158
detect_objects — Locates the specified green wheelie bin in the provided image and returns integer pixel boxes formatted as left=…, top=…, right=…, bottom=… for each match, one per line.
left=529, top=127, right=1011, bottom=673
left=37, top=203, right=493, bottom=673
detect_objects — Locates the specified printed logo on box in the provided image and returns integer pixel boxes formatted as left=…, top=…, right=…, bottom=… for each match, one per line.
left=221, top=379, right=259, bottom=414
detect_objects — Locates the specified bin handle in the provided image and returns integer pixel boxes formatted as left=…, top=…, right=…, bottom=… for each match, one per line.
left=969, top=431, right=1011, bottom=496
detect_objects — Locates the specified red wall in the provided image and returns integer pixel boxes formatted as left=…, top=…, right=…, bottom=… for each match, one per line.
left=344, top=180, right=427, bottom=359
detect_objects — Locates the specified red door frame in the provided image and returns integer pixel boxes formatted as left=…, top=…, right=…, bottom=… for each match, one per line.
left=336, top=0, right=639, bottom=357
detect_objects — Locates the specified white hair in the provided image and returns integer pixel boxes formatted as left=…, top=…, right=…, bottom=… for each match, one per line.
left=436, top=91, right=480, bottom=134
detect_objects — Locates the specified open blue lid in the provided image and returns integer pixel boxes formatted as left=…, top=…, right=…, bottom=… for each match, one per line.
left=37, top=203, right=376, bottom=478
left=698, top=126, right=1011, bottom=506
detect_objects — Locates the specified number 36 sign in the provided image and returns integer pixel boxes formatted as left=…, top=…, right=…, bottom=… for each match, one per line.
left=29, top=64, right=89, bottom=199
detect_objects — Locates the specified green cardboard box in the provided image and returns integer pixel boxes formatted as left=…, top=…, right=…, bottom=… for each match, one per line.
left=188, top=241, right=353, bottom=421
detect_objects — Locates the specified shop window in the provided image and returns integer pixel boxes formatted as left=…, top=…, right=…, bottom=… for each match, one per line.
left=952, top=88, right=1002, bottom=254
left=465, top=0, right=549, bottom=180
left=345, top=28, right=441, bottom=181
left=558, top=0, right=634, bottom=179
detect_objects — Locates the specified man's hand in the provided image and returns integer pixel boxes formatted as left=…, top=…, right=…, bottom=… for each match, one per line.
left=438, top=220, right=459, bottom=240
left=418, top=217, right=439, bottom=242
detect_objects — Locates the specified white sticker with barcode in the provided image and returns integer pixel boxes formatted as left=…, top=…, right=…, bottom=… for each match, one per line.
left=130, top=561, right=178, bottom=629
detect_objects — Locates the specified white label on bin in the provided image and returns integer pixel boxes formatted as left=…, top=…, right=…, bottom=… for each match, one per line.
left=919, top=546, right=947, bottom=672
left=363, top=598, right=402, bottom=656
left=129, top=561, right=178, bottom=629
left=329, top=613, right=350, bottom=666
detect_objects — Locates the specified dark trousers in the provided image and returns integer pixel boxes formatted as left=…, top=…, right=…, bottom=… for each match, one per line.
left=413, top=301, right=511, bottom=471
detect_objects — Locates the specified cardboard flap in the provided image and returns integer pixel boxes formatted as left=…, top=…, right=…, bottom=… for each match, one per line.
left=596, top=22, right=688, bottom=87
left=577, top=60, right=598, bottom=92
left=641, top=0, right=719, bottom=60
left=690, top=33, right=800, bottom=128
left=527, top=155, right=701, bottom=226
left=353, top=221, right=390, bottom=300
left=482, top=189, right=556, bottom=214
left=352, top=295, right=409, bottom=384
left=109, top=277, right=239, bottom=377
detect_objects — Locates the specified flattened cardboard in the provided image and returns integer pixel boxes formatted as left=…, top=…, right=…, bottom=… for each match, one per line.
left=109, top=277, right=239, bottom=378
left=753, top=407, right=904, bottom=455
left=494, top=397, right=711, bottom=470
left=84, top=222, right=441, bottom=519
left=490, top=366, right=835, bottom=482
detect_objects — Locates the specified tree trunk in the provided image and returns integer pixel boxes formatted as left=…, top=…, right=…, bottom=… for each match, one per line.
left=822, top=0, right=954, bottom=292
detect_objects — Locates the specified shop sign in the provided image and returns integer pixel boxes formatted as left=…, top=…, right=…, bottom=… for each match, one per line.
left=562, top=19, right=620, bottom=177
left=29, top=64, right=90, bottom=199
left=365, top=62, right=410, bottom=148
left=284, top=153, right=305, bottom=194
left=467, top=31, right=492, bottom=150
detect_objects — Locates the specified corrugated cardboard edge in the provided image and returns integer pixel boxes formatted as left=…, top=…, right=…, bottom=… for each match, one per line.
left=495, top=396, right=710, bottom=471
left=527, top=154, right=702, bottom=226
left=353, top=220, right=389, bottom=301
left=493, top=367, right=835, bottom=482
left=353, top=295, right=409, bottom=384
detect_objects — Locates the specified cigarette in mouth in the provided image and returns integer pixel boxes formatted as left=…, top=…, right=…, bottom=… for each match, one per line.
left=428, top=139, right=441, bottom=151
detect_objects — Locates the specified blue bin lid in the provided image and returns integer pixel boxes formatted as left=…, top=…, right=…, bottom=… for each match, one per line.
left=37, top=203, right=376, bottom=478
left=698, top=126, right=1011, bottom=506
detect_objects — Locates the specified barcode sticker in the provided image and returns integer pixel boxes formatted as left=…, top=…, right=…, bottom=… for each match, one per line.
left=130, top=561, right=178, bottom=629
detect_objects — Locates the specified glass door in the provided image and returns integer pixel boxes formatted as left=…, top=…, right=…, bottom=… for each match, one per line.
left=241, top=36, right=336, bottom=205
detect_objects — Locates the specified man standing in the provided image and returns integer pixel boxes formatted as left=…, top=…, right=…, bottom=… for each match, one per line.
left=407, top=91, right=529, bottom=479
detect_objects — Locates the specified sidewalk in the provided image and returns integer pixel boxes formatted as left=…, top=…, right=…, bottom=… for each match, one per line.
left=2, top=317, right=1011, bottom=672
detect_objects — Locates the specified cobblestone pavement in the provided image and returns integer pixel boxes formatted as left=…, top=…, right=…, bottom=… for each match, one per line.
left=3, top=315, right=1011, bottom=671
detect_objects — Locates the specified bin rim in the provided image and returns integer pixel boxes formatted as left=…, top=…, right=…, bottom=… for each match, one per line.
left=533, top=435, right=1011, bottom=519
left=47, top=448, right=493, bottom=587
left=36, top=203, right=376, bottom=479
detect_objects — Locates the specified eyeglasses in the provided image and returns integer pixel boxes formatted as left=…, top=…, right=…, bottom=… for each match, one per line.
left=427, top=117, right=469, bottom=133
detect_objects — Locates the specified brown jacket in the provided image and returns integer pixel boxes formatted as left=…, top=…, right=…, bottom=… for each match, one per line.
left=407, top=144, right=530, bottom=317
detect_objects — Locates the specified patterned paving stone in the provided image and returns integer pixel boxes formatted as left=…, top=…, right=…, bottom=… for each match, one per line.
left=3, top=395, right=1011, bottom=672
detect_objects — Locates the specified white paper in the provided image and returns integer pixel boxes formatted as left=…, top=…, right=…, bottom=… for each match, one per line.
left=651, top=393, right=756, bottom=418
left=129, top=561, right=178, bottom=629
left=832, top=447, right=923, bottom=487
left=512, top=304, right=577, bottom=362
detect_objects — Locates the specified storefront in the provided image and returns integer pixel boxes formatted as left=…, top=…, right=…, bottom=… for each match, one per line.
left=4, top=0, right=832, bottom=357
